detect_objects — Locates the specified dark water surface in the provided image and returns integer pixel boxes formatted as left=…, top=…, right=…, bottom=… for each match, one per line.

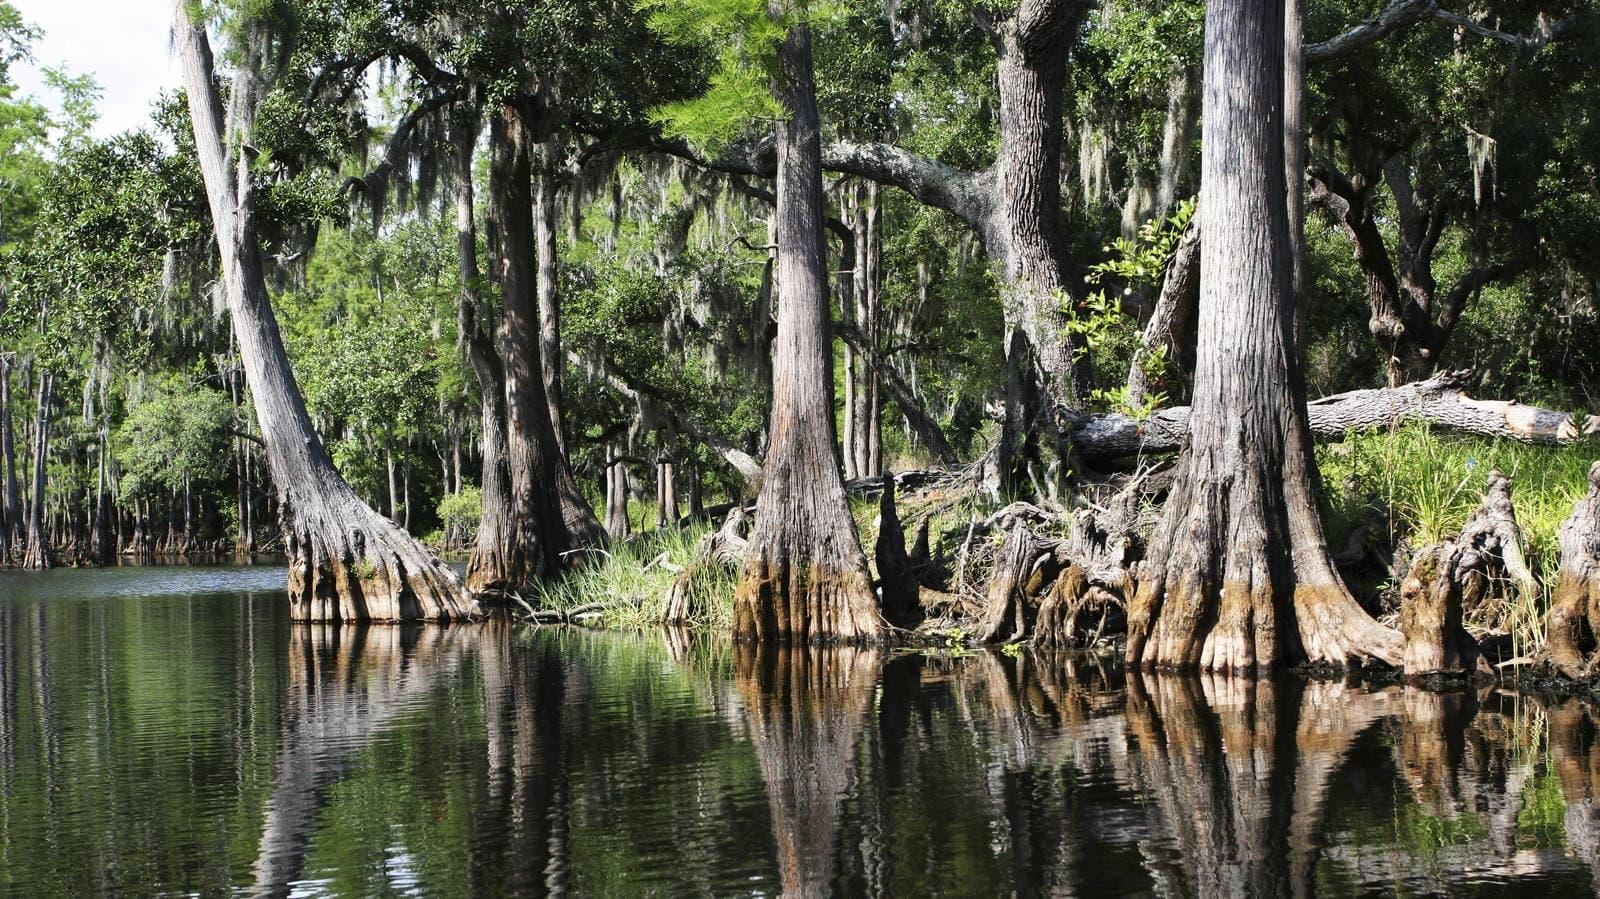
left=2, top=567, right=1599, bottom=896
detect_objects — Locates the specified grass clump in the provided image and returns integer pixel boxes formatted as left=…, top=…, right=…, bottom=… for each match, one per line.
left=1317, top=423, right=1594, bottom=641
left=530, top=520, right=737, bottom=630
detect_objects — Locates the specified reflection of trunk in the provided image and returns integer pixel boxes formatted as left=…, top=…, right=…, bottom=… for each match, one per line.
left=1547, top=698, right=1600, bottom=888
left=174, top=9, right=469, bottom=620
left=1393, top=688, right=1473, bottom=815
left=733, top=19, right=881, bottom=642
left=251, top=625, right=473, bottom=897
left=1125, top=0, right=1398, bottom=670
left=1121, top=674, right=1292, bottom=896
left=733, top=644, right=883, bottom=897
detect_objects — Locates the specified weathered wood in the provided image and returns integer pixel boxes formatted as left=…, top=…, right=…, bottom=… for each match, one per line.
left=1125, top=0, right=1400, bottom=671
left=1539, top=462, right=1600, bottom=681
left=873, top=475, right=922, bottom=629
left=1398, top=542, right=1488, bottom=676
left=1066, top=370, right=1584, bottom=461
left=732, top=17, right=882, bottom=643
left=661, top=505, right=749, bottom=625
left=175, top=8, right=471, bottom=620
left=977, top=520, right=1057, bottom=644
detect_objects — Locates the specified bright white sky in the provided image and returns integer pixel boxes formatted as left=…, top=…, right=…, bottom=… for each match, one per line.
left=11, top=0, right=176, bottom=138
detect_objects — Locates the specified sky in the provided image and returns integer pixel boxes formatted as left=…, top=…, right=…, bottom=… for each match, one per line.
left=11, top=0, right=176, bottom=138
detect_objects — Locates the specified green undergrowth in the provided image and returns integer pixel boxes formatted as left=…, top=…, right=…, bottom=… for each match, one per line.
left=530, top=518, right=737, bottom=630
left=1318, top=423, right=1596, bottom=640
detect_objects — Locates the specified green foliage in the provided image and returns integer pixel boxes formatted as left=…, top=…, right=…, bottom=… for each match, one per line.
left=640, top=0, right=787, bottom=149
left=114, top=384, right=236, bottom=499
left=533, top=521, right=737, bottom=630
left=1317, top=424, right=1593, bottom=640
left=437, top=487, right=484, bottom=538
left=1064, top=198, right=1193, bottom=417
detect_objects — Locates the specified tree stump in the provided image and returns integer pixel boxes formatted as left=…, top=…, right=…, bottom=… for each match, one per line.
left=1398, top=542, right=1487, bottom=676
left=977, top=521, right=1056, bottom=644
left=1540, top=461, right=1600, bottom=680
left=662, top=506, right=749, bottom=625
left=873, top=475, right=923, bottom=629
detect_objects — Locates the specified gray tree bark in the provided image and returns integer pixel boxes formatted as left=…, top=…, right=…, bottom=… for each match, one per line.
left=174, top=7, right=471, bottom=620
left=733, top=14, right=883, bottom=643
left=1125, top=0, right=1399, bottom=670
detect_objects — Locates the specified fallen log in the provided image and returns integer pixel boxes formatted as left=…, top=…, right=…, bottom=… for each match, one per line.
left=1061, top=370, right=1585, bottom=461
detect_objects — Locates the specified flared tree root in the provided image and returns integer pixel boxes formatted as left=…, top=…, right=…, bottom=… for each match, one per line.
left=976, top=479, right=1145, bottom=647
left=1540, top=461, right=1600, bottom=681
left=285, top=505, right=476, bottom=622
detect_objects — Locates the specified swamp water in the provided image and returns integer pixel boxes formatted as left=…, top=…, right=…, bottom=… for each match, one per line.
left=0, top=566, right=1597, bottom=896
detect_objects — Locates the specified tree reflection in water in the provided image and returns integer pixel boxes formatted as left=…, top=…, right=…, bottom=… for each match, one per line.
left=47, top=615, right=1594, bottom=896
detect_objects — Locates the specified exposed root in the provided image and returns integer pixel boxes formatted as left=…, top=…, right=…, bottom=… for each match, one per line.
left=285, top=504, right=476, bottom=622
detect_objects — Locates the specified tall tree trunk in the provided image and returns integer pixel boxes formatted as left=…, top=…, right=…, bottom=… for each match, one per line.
left=534, top=138, right=566, bottom=456
left=489, top=107, right=571, bottom=588
left=1124, top=0, right=1400, bottom=671
left=385, top=442, right=399, bottom=522
left=21, top=372, right=50, bottom=570
left=453, top=110, right=519, bottom=596
left=733, top=15, right=883, bottom=643
left=174, top=8, right=470, bottom=621
left=840, top=189, right=860, bottom=482
left=0, top=356, right=17, bottom=564
left=989, top=0, right=1088, bottom=488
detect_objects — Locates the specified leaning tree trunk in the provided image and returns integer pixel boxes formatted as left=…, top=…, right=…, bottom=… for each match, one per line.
left=732, top=17, right=882, bottom=643
left=174, top=8, right=471, bottom=621
left=1540, top=461, right=1600, bottom=680
left=1125, top=0, right=1400, bottom=671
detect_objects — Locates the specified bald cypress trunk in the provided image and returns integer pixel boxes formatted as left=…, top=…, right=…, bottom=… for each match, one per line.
left=20, top=372, right=50, bottom=571
left=454, top=116, right=518, bottom=597
left=1125, top=0, right=1399, bottom=670
left=491, top=108, right=573, bottom=589
left=0, top=356, right=17, bottom=564
left=174, top=8, right=471, bottom=621
left=733, top=16, right=883, bottom=643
